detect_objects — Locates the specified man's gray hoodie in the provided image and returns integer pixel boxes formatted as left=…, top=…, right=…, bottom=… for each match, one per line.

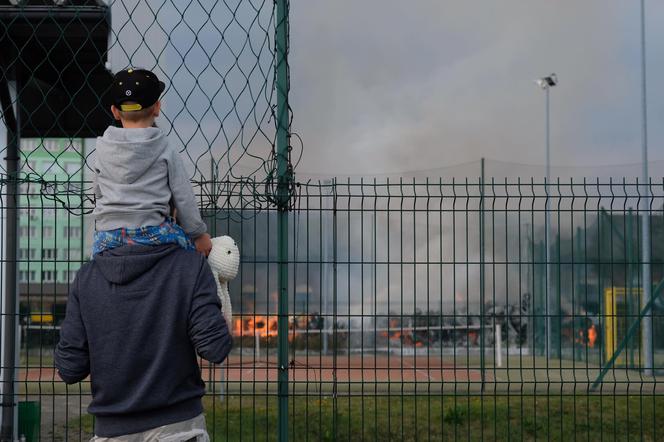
left=93, top=126, right=207, bottom=238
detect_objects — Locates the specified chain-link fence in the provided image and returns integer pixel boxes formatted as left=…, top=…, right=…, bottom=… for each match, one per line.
left=2, top=1, right=664, bottom=441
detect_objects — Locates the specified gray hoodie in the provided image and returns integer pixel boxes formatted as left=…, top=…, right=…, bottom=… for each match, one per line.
left=93, top=126, right=207, bottom=238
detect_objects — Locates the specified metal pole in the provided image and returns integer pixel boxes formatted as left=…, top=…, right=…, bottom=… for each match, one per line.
left=639, top=0, right=653, bottom=377
left=321, top=179, right=332, bottom=355
left=479, top=158, right=485, bottom=391
left=495, top=324, right=502, bottom=368
left=626, top=210, right=634, bottom=367
left=275, top=0, right=291, bottom=439
left=545, top=86, right=553, bottom=360
left=0, top=62, right=19, bottom=440
left=0, top=116, right=19, bottom=442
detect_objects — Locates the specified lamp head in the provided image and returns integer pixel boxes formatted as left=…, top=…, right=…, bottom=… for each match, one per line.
left=545, top=74, right=558, bottom=86
left=535, top=73, right=558, bottom=89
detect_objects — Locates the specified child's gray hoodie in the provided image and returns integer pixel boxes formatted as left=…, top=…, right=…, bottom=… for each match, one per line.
left=93, top=126, right=207, bottom=238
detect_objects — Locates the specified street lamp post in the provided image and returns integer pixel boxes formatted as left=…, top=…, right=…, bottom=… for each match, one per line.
left=639, top=0, right=653, bottom=377
left=536, top=74, right=557, bottom=360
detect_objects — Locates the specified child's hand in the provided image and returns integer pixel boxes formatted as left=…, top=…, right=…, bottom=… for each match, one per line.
left=195, top=233, right=212, bottom=257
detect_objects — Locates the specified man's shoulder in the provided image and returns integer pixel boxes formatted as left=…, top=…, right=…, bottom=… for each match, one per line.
left=72, top=247, right=208, bottom=299
left=79, top=246, right=206, bottom=276
left=75, top=259, right=96, bottom=278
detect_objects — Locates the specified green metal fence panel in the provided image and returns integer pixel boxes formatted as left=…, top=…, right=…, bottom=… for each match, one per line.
left=1, top=1, right=664, bottom=441
left=3, top=175, right=664, bottom=440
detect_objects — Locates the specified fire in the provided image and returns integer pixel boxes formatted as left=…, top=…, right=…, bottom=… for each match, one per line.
left=235, top=315, right=279, bottom=337
left=573, top=324, right=597, bottom=348
left=587, top=324, right=597, bottom=348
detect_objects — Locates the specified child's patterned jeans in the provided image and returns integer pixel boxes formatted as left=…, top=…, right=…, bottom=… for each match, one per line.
left=93, top=217, right=195, bottom=256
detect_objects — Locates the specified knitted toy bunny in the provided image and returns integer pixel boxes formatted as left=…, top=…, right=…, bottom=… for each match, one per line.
left=207, top=236, right=240, bottom=330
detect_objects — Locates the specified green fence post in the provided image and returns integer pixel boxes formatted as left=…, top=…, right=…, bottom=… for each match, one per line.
left=0, top=75, right=19, bottom=442
left=575, top=226, right=582, bottom=362
left=626, top=209, right=634, bottom=368
left=479, top=158, right=486, bottom=391
left=275, top=0, right=291, bottom=440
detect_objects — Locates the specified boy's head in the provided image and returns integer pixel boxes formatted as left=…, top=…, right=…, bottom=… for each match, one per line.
left=110, top=68, right=165, bottom=128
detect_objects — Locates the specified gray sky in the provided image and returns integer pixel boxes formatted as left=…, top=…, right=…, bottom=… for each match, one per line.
left=289, top=0, right=664, bottom=177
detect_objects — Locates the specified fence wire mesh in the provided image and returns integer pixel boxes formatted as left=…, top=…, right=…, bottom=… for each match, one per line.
left=1, top=1, right=664, bottom=441
left=1, top=0, right=298, bottom=215
left=5, top=177, right=664, bottom=440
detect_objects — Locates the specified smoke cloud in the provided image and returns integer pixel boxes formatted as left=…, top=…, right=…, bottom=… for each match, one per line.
left=290, top=0, right=664, bottom=177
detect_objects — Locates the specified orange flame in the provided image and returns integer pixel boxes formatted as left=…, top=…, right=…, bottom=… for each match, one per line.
left=236, top=315, right=279, bottom=338
left=587, top=325, right=597, bottom=348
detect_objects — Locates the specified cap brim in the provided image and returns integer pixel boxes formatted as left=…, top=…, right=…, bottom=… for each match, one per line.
left=158, top=81, right=166, bottom=94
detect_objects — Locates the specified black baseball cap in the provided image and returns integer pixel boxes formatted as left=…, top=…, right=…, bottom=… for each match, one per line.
left=112, top=68, right=165, bottom=112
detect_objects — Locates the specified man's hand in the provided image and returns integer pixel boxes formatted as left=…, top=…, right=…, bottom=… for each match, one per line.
left=195, top=233, right=212, bottom=257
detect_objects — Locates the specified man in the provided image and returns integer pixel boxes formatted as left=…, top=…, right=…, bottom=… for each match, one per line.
left=55, top=244, right=232, bottom=441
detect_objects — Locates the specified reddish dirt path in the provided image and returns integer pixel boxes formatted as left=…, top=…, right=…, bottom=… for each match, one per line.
left=21, top=355, right=486, bottom=383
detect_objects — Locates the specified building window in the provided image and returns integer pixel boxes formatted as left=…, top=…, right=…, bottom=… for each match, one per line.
left=29, top=271, right=36, bottom=282
left=19, top=271, right=27, bottom=282
left=19, top=226, right=37, bottom=237
left=22, top=160, right=37, bottom=173
left=61, top=270, right=77, bottom=282
left=27, top=183, right=39, bottom=199
left=19, top=248, right=38, bottom=261
left=41, top=270, right=54, bottom=282
left=44, top=140, right=60, bottom=153
left=42, top=249, right=55, bottom=260
left=64, top=226, right=81, bottom=238
left=19, top=209, right=38, bottom=221
left=43, top=226, right=53, bottom=238
left=30, top=249, right=36, bottom=259
left=65, top=163, right=79, bottom=176
left=61, top=249, right=81, bottom=260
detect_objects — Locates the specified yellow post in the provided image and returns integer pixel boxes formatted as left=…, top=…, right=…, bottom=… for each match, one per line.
left=603, top=287, right=643, bottom=367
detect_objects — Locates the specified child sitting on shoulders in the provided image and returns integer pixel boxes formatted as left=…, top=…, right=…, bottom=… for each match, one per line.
left=92, top=68, right=211, bottom=256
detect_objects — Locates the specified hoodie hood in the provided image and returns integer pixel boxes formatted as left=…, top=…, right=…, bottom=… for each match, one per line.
left=96, top=126, right=167, bottom=184
left=94, top=244, right=180, bottom=285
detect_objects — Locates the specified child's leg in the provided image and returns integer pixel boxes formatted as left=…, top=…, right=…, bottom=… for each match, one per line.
left=152, top=217, right=195, bottom=251
left=92, top=228, right=129, bottom=256
left=93, top=218, right=195, bottom=256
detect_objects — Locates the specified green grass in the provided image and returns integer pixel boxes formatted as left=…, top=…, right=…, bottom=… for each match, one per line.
left=64, top=394, right=664, bottom=441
